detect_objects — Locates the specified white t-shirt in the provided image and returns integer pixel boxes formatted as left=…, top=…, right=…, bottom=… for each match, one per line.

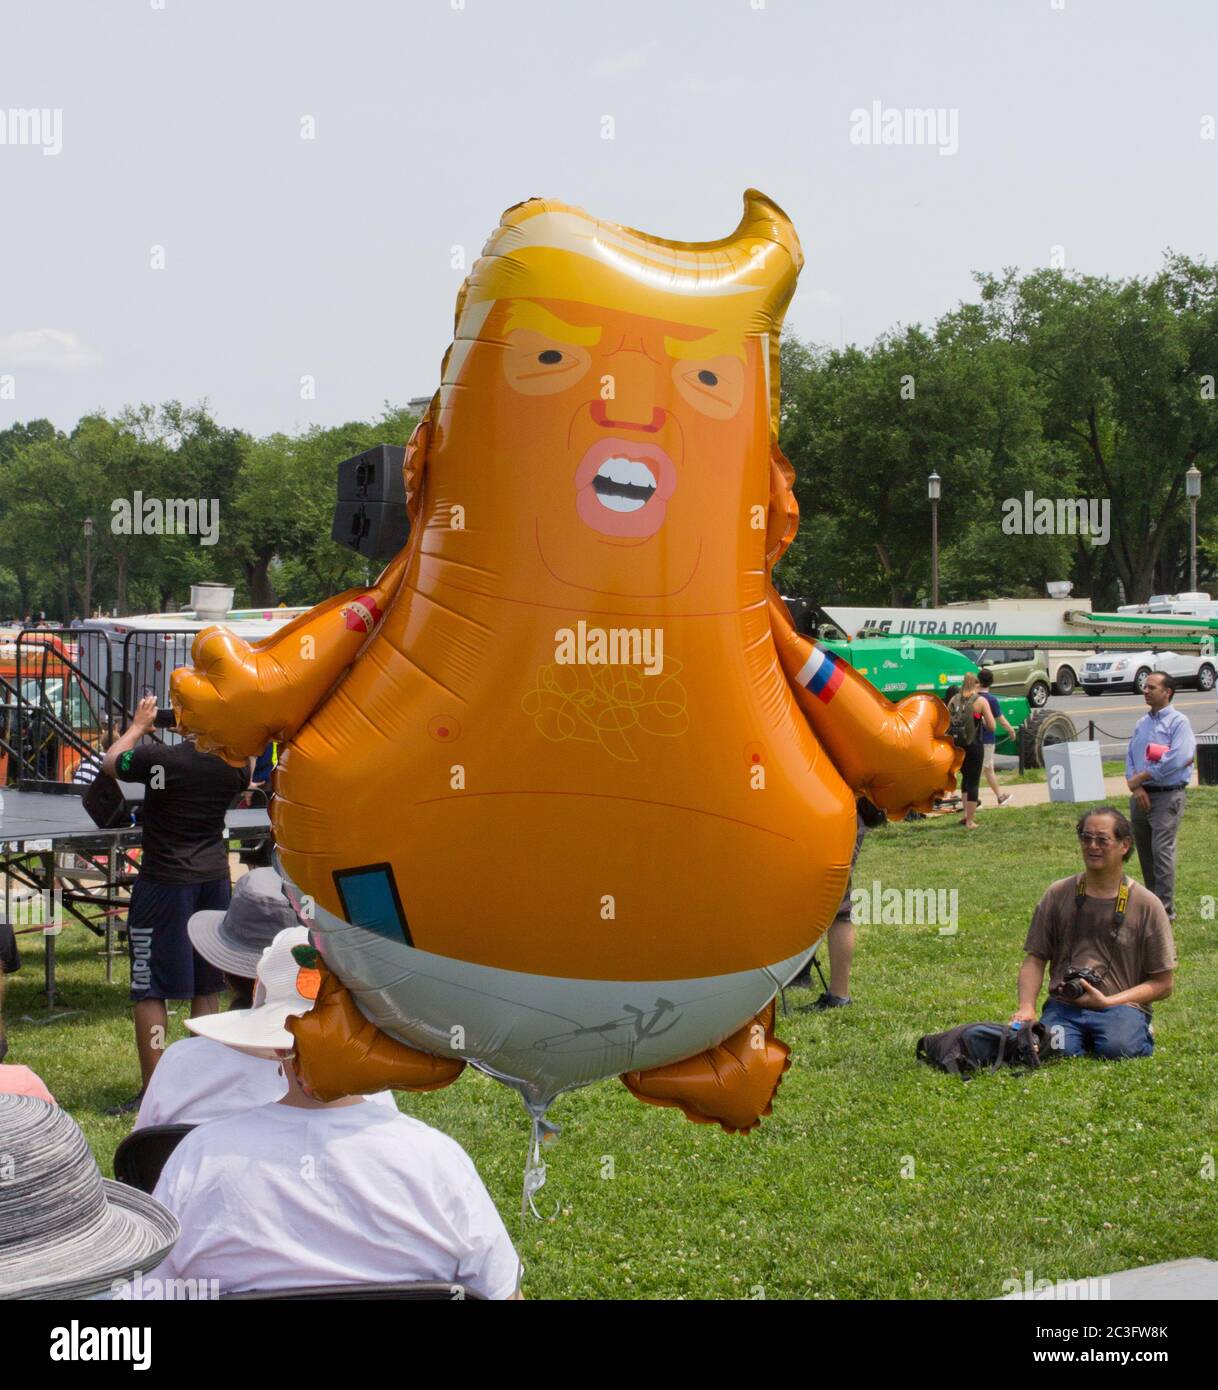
left=134, top=1036, right=397, bottom=1129
left=151, top=1101, right=519, bottom=1299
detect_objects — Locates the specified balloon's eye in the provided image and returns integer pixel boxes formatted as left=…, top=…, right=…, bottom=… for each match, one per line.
left=504, top=331, right=591, bottom=395
left=672, top=355, right=742, bottom=418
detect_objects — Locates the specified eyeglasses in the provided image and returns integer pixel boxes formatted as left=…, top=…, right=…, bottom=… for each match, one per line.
left=1078, top=832, right=1116, bottom=847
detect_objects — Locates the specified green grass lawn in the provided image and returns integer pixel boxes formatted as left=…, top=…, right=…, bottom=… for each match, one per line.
left=5, top=793, right=1217, bottom=1300
left=999, top=759, right=1126, bottom=785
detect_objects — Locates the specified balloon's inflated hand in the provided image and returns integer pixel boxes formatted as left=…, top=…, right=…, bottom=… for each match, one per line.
left=768, top=593, right=961, bottom=818
left=171, top=627, right=282, bottom=762
left=171, top=553, right=409, bottom=763
left=862, top=693, right=962, bottom=819
left=287, top=963, right=464, bottom=1100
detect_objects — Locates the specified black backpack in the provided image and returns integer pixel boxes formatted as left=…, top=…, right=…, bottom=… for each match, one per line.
left=916, top=1020, right=1058, bottom=1076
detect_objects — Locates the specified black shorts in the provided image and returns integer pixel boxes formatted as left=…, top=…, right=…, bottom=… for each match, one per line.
left=127, top=876, right=230, bottom=1003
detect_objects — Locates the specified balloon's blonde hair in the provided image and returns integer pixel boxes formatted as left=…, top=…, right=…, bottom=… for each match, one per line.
left=445, top=190, right=804, bottom=445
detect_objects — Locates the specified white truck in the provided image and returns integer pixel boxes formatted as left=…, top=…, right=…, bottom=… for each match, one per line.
left=817, top=597, right=1091, bottom=694
left=1045, top=652, right=1090, bottom=696
left=818, top=594, right=1218, bottom=698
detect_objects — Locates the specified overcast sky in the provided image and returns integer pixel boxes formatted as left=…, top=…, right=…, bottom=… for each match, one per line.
left=2, top=0, right=1216, bottom=438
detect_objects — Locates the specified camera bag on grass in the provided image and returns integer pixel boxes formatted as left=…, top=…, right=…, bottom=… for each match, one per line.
left=916, top=1020, right=1060, bottom=1077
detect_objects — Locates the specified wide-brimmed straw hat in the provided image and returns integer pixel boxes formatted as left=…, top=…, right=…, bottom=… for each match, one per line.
left=185, top=926, right=318, bottom=1059
left=0, top=1095, right=179, bottom=1300
left=187, top=866, right=300, bottom=978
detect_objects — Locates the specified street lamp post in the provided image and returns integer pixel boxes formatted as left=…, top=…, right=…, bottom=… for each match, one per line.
left=1186, top=466, right=1201, bottom=594
left=83, top=517, right=94, bottom=618
left=928, top=471, right=941, bottom=608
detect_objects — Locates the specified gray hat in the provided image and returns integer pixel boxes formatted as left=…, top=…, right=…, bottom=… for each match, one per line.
left=187, top=867, right=299, bottom=978
left=0, top=1095, right=179, bottom=1300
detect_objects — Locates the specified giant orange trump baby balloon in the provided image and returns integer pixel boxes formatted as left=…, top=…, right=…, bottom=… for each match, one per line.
left=173, top=191, right=959, bottom=1136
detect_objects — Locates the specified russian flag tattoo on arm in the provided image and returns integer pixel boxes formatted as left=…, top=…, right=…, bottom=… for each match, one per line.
left=794, top=645, right=845, bottom=703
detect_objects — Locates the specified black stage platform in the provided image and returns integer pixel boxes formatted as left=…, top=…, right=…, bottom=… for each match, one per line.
left=0, top=787, right=271, bottom=1008
left=2, top=789, right=270, bottom=842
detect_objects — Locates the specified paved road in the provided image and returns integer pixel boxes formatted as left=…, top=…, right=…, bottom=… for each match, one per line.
left=1044, top=688, right=1218, bottom=755
left=992, top=687, right=1218, bottom=767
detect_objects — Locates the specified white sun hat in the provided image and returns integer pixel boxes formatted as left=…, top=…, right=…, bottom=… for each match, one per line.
left=185, top=926, right=320, bottom=1059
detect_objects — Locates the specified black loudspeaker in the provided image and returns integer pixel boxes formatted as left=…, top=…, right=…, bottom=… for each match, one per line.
left=336, top=444, right=406, bottom=506
left=332, top=444, right=408, bottom=560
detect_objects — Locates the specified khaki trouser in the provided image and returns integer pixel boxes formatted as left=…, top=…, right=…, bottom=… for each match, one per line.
left=1130, top=789, right=1185, bottom=917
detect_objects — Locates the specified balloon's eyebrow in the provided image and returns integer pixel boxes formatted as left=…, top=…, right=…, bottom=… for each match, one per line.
left=503, top=301, right=602, bottom=346
left=664, top=327, right=745, bottom=361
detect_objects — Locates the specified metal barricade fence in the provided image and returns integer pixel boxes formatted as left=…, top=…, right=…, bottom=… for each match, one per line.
left=7, top=628, right=111, bottom=784
left=4, top=626, right=200, bottom=785
left=118, top=629, right=198, bottom=749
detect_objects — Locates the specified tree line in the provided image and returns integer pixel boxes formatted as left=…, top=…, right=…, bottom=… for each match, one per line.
left=776, top=253, right=1218, bottom=609
left=0, top=404, right=417, bottom=620
left=1, top=255, right=1214, bottom=620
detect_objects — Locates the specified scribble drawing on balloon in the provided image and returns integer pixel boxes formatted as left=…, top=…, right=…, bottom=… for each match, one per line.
left=533, top=999, right=683, bottom=1054
left=521, top=657, right=689, bottom=761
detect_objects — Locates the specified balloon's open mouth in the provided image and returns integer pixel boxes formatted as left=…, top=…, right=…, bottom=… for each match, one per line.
left=575, top=438, right=676, bottom=538
left=591, top=458, right=657, bottom=513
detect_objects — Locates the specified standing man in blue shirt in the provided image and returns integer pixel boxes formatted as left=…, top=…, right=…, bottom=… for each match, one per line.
left=1125, top=672, right=1196, bottom=920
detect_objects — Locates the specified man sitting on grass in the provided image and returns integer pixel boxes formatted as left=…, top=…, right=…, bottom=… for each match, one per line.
left=1011, top=807, right=1176, bottom=1059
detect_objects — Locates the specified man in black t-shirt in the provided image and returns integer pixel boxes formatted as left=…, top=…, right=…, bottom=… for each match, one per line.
left=102, top=695, right=249, bottom=1113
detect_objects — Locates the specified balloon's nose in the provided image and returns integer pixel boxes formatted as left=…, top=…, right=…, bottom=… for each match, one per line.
left=589, top=399, right=665, bottom=433
left=587, top=338, right=668, bottom=432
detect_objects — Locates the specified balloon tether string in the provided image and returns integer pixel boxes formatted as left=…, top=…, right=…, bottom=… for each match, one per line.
left=521, top=1107, right=560, bottom=1225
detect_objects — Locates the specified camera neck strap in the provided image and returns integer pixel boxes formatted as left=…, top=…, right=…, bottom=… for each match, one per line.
left=1073, top=874, right=1130, bottom=929
left=1065, top=874, right=1130, bottom=978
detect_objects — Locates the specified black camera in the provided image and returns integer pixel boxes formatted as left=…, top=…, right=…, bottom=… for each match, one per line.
left=1058, top=967, right=1105, bottom=1001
